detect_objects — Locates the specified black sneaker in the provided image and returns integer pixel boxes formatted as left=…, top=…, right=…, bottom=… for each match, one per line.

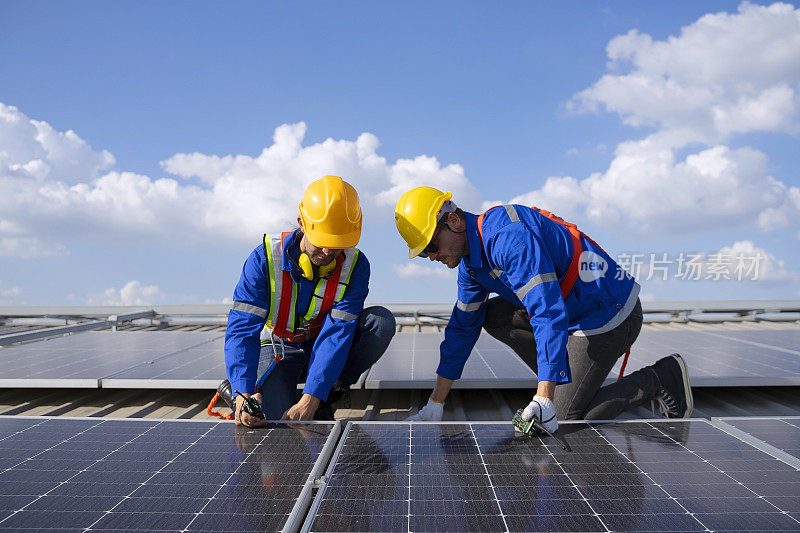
left=650, top=354, right=693, bottom=418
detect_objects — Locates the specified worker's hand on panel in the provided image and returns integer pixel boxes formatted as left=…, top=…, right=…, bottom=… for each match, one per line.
left=521, top=395, right=558, bottom=433
left=406, top=397, right=444, bottom=421
left=234, top=392, right=266, bottom=428
left=281, top=393, right=320, bottom=421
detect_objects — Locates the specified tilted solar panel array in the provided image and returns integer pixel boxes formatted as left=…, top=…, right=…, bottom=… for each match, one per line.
left=0, top=326, right=798, bottom=389
left=0, top=417, right=337, bottom=532
left=0, top=331, right=222, bottom=388
left=610, top=328, right=800, bottom=386
left=102, top=337, right=227, bottom=389
left=304, top=420, right=800, bottom=532
left=365, top=332, right=538, bottom=388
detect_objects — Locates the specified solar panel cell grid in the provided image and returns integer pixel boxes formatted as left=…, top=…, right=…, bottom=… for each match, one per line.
left=0, top=331, right=222, bottom=387
left=0, top=417, right=334, bottom=532
left=306, top=421, right=800, bottom=532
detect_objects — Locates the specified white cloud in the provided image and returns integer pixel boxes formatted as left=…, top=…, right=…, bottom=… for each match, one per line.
left=570, top=2, right=800, bottom=142
left=0, top=237, right=67, bottom=259
left=715, top=240, right=798, bottom=282
left=513, top=2, right=800, bottom=236
left=511, top=139, right=788, bottom=234
left=0, top=282, right=22, bottom=304
left=0, top=105, right=482, bottom=250
left=204, top=296, right=233, bottom=305
left=616, top=240, right=797, bottom=283
left=87, top=280, right=162, bottom=306
left=391, top=263, right=456, bottom=279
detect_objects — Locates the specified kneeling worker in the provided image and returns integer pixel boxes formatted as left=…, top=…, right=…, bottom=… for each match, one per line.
left=394, top=187, right=692, bottom=432
left=225, top=175, right=396, bottom=427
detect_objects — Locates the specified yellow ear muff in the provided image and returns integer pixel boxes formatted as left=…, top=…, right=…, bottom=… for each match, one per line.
left=318, top=260, right=337, bottom=278
left=299, top=252, right=340, bottom=281
left=298, top=253, right=315, bottom=281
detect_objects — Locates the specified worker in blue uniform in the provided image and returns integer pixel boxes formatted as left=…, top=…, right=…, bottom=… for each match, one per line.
left=394, top=186, right=692, bottom=432
left=225, top=176, right=395, bottom=427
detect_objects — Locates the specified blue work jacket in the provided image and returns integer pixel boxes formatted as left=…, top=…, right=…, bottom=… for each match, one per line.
left=439, top=206, right=640, bottom=384
left=224, top=230, right=370, bottom=400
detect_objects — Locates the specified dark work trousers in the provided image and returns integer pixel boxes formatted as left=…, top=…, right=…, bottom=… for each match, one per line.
left=257, top=306, right=396, bottom=420
left=483, top=297, right=659, bottom=420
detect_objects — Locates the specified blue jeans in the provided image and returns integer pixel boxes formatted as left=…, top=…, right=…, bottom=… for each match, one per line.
left=258, top=306, right=396, bottom=419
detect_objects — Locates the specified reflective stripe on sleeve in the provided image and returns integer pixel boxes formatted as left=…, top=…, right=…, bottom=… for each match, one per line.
left=330, top=308, right=358, bottom=322
left=231, top=301, right=268, bottom=319
left=456, top=295, right=489, bottom=312
left=515, top=272, right=558, bottom=300
left=503, top=205, right=519, bottom=223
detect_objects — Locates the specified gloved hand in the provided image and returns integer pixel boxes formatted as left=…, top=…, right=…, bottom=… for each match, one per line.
left=406, top=397, right=444, bottom=421
left=522, top=395, right=558, bottom=434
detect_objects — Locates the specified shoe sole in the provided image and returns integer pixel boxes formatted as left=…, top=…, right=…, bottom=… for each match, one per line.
left=670, top=353, right=693, bottom=418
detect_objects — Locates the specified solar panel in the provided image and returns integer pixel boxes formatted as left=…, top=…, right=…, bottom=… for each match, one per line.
left=609, top=329, right=800, bottom=386
left=102, top=337, right=227, bottom=389
left=713, top=417, right=800, bottom=468
left=303, top=420, right=800, bottom=532
left=0, top=331, right=222, bottom=388
left=0, top=416, right=338, bottom=532
left=698, top=328, right=800, bottom=354
left=102, top=339, right=365, bottom=390
left=365, top=332, right=537, bottom=389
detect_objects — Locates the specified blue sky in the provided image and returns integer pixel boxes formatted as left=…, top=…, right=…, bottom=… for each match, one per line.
left=1, top=1, right=799, bottom=305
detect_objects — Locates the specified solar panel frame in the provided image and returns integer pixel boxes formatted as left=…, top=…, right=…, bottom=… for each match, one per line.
left=364, top=332, right=538, bottom=389
left=0, top=331, right=223, bottom=388
left=303, top=419, right=800, bottom=533
left=711, top=416, right=800, bottom=469
left=0, top=416, right=341, bottom=533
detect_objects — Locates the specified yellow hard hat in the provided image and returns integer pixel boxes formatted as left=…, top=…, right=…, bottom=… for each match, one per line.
left=299, top=175, right=362, bottom=249
left=394, top=186, right=453, bottom=259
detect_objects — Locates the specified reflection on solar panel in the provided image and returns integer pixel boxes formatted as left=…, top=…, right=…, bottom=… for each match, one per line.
left=715, top=417, right=800, bottom=465
left=609, top=329, right=800, bottom=386
left=699, top=328, right=800, bottom=354
left=102, top=337, right=226, bottom=389
left=0, top=331, right=221, bottom=388
left=304, top=421, right=800, bottom=532
left=0, top=417, right=336, bottom=532
left=365, top=332, right=537, bottom=389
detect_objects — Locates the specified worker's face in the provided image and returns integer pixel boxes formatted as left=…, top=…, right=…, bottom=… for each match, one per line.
left=423, top=213, right=466, bottom=269
left=297, top=218, right=342, bottom=266
left=305, top=242, right=342, bottom=266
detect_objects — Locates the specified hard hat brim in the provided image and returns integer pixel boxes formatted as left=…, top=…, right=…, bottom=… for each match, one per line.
left=406, top=191, right=452, bottom=259
left=305, top=226, right=361, bottom=250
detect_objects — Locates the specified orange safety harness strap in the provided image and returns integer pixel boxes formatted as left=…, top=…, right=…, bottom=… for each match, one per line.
left=618, top=348, right=631, bottom=380
left=477, top=206, right=594, bottom=299
left=306, top=256, right=344, bottom=334
left=206, top=392, right=234, bottom=420
left=270, top=233, right=346, bottom=343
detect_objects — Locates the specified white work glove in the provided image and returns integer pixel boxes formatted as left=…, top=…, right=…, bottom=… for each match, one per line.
left=521, top=395, right=558, bottom=434
left=406, top=397, right=444, bottom=421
